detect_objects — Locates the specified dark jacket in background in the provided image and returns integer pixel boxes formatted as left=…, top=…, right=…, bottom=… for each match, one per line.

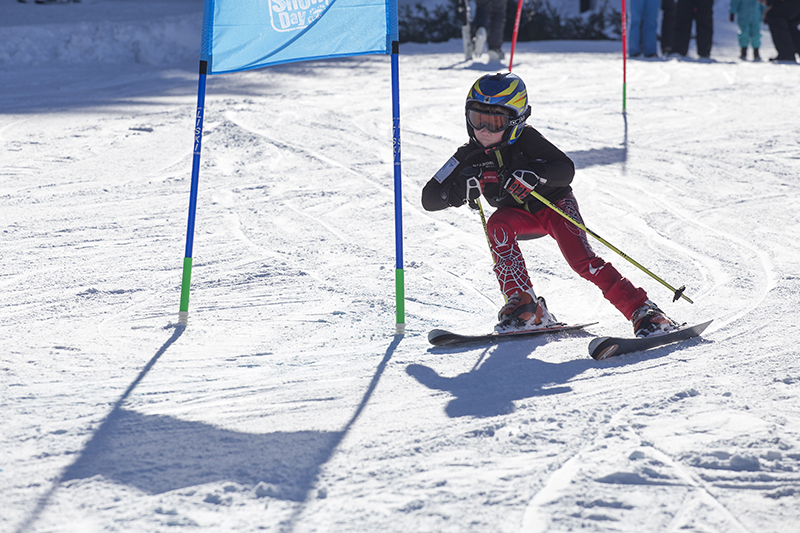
left=673, top=0, right=714, bottom=57
left=765, top=0, right=800, bottom=60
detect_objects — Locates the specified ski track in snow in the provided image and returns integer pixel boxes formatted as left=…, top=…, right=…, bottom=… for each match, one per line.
left=2, top=0, right=800, bottom=532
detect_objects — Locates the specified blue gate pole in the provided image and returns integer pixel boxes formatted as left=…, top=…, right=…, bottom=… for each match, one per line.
left=178, top=60, right=208, bottom=325
left=391, top=42, right=405, bottom=335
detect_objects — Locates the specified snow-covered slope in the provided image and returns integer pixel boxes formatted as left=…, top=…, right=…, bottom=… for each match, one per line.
left=2, top=1, right=799, bottom=531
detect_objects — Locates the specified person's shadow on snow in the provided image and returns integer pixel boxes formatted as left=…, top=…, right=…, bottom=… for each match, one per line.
left=407, top=341, right=592, bottom=418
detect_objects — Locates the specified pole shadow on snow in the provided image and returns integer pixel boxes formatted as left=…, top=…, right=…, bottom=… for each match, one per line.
left=59, top=410, right=341, bottom=499
left=570, top=146, right=627, bottom=170
left=280, top=334, right=402, bottom=532
left=15, top=327, right=402, bottom=533
left=14, top=323, right=186, bottom=533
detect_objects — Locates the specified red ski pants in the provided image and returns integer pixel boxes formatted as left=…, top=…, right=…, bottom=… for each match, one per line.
left=486, top=193, right=648, bottom=319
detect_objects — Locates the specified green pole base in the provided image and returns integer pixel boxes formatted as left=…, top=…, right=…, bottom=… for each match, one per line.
left=179, top=257, right=193, bottom=324
left=395, top=268, right=405, bottom=331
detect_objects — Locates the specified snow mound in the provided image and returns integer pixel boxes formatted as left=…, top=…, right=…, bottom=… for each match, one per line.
left=1, top=0, right=202, bottom=66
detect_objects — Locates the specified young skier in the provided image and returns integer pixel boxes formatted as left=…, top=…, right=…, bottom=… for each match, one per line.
left=421, top=72, right=679, bottom=337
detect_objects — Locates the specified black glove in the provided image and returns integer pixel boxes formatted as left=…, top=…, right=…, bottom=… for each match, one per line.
left=442, top=168, right=482, bottom=207
left=503, top=169, right=543, bottom=201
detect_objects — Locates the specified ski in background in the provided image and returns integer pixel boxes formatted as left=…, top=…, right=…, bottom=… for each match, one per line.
left=460, top=0, right=473, bottom=60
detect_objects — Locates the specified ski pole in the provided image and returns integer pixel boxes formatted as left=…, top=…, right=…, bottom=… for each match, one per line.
left=465, top=175, right=492, bottom=251
left=509, top=0, right=525, bottom=71
left=465, top=173, right=508, bottom=304
left=475, top=197, right=491, bottom=250
left=621, top=0, right=628, bottom=110
left=527, top=189, right=692, bottom=304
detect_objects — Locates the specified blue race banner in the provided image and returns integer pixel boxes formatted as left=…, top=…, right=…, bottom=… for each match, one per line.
left=201, top=0, right=399, bottom=74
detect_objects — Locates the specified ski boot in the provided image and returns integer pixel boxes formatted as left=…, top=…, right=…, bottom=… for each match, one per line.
left=495, top=292, right=557, bottom=332
left=631, top=300, right=679, bottom=337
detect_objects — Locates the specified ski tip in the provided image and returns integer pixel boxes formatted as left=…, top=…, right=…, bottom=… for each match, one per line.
left=692, top=319, right=714, bottom=334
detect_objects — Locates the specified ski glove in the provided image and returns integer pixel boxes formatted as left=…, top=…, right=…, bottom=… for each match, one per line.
left=503, top=169, right=544, bottom=201
left=442, top=170, right=482, bottom=208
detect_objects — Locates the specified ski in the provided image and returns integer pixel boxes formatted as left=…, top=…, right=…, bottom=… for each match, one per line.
left=428, top=322, right=597, bottom=347
left=459, top=0, right=472, bottom=60
left=588, top=320, right=713, bottom=360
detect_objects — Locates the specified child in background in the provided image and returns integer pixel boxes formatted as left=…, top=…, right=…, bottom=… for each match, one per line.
left=730, top=0, right=766, bottom=60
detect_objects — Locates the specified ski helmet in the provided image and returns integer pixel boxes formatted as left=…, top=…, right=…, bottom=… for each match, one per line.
left=465, top=72, right=531, bottom=147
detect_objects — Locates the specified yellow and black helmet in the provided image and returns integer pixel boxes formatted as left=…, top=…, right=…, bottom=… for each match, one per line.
left=465, top=72, right=531, bottom=146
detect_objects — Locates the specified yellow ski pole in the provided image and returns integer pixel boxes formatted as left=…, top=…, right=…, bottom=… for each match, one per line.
left=528, top=189, right=692, bottom=304
left=475, top=197, right=492, bottom=252
left=465, top=174, right=508, bottom=304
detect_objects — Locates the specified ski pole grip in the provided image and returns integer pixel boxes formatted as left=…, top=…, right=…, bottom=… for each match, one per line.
left=465, top=176, right=482, bottom=210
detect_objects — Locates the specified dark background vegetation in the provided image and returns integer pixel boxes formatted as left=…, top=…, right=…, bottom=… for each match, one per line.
left=399, top=0, right=622, bottom=43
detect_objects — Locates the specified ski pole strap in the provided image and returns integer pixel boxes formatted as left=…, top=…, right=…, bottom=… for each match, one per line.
left=528, top=189, right=693, bottom=304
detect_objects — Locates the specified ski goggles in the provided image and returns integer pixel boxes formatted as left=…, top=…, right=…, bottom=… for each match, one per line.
left=467, top=109, right=512, bottom=133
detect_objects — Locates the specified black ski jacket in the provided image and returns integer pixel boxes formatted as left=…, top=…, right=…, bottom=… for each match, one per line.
left=421, top=125, right=575, bottom=214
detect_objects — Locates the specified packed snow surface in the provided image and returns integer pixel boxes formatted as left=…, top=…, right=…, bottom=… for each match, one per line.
left=2, top=0, right=799, bottom=531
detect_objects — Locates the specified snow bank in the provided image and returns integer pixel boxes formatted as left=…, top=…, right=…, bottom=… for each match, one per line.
left=0, top=0, right=203, bottom=66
